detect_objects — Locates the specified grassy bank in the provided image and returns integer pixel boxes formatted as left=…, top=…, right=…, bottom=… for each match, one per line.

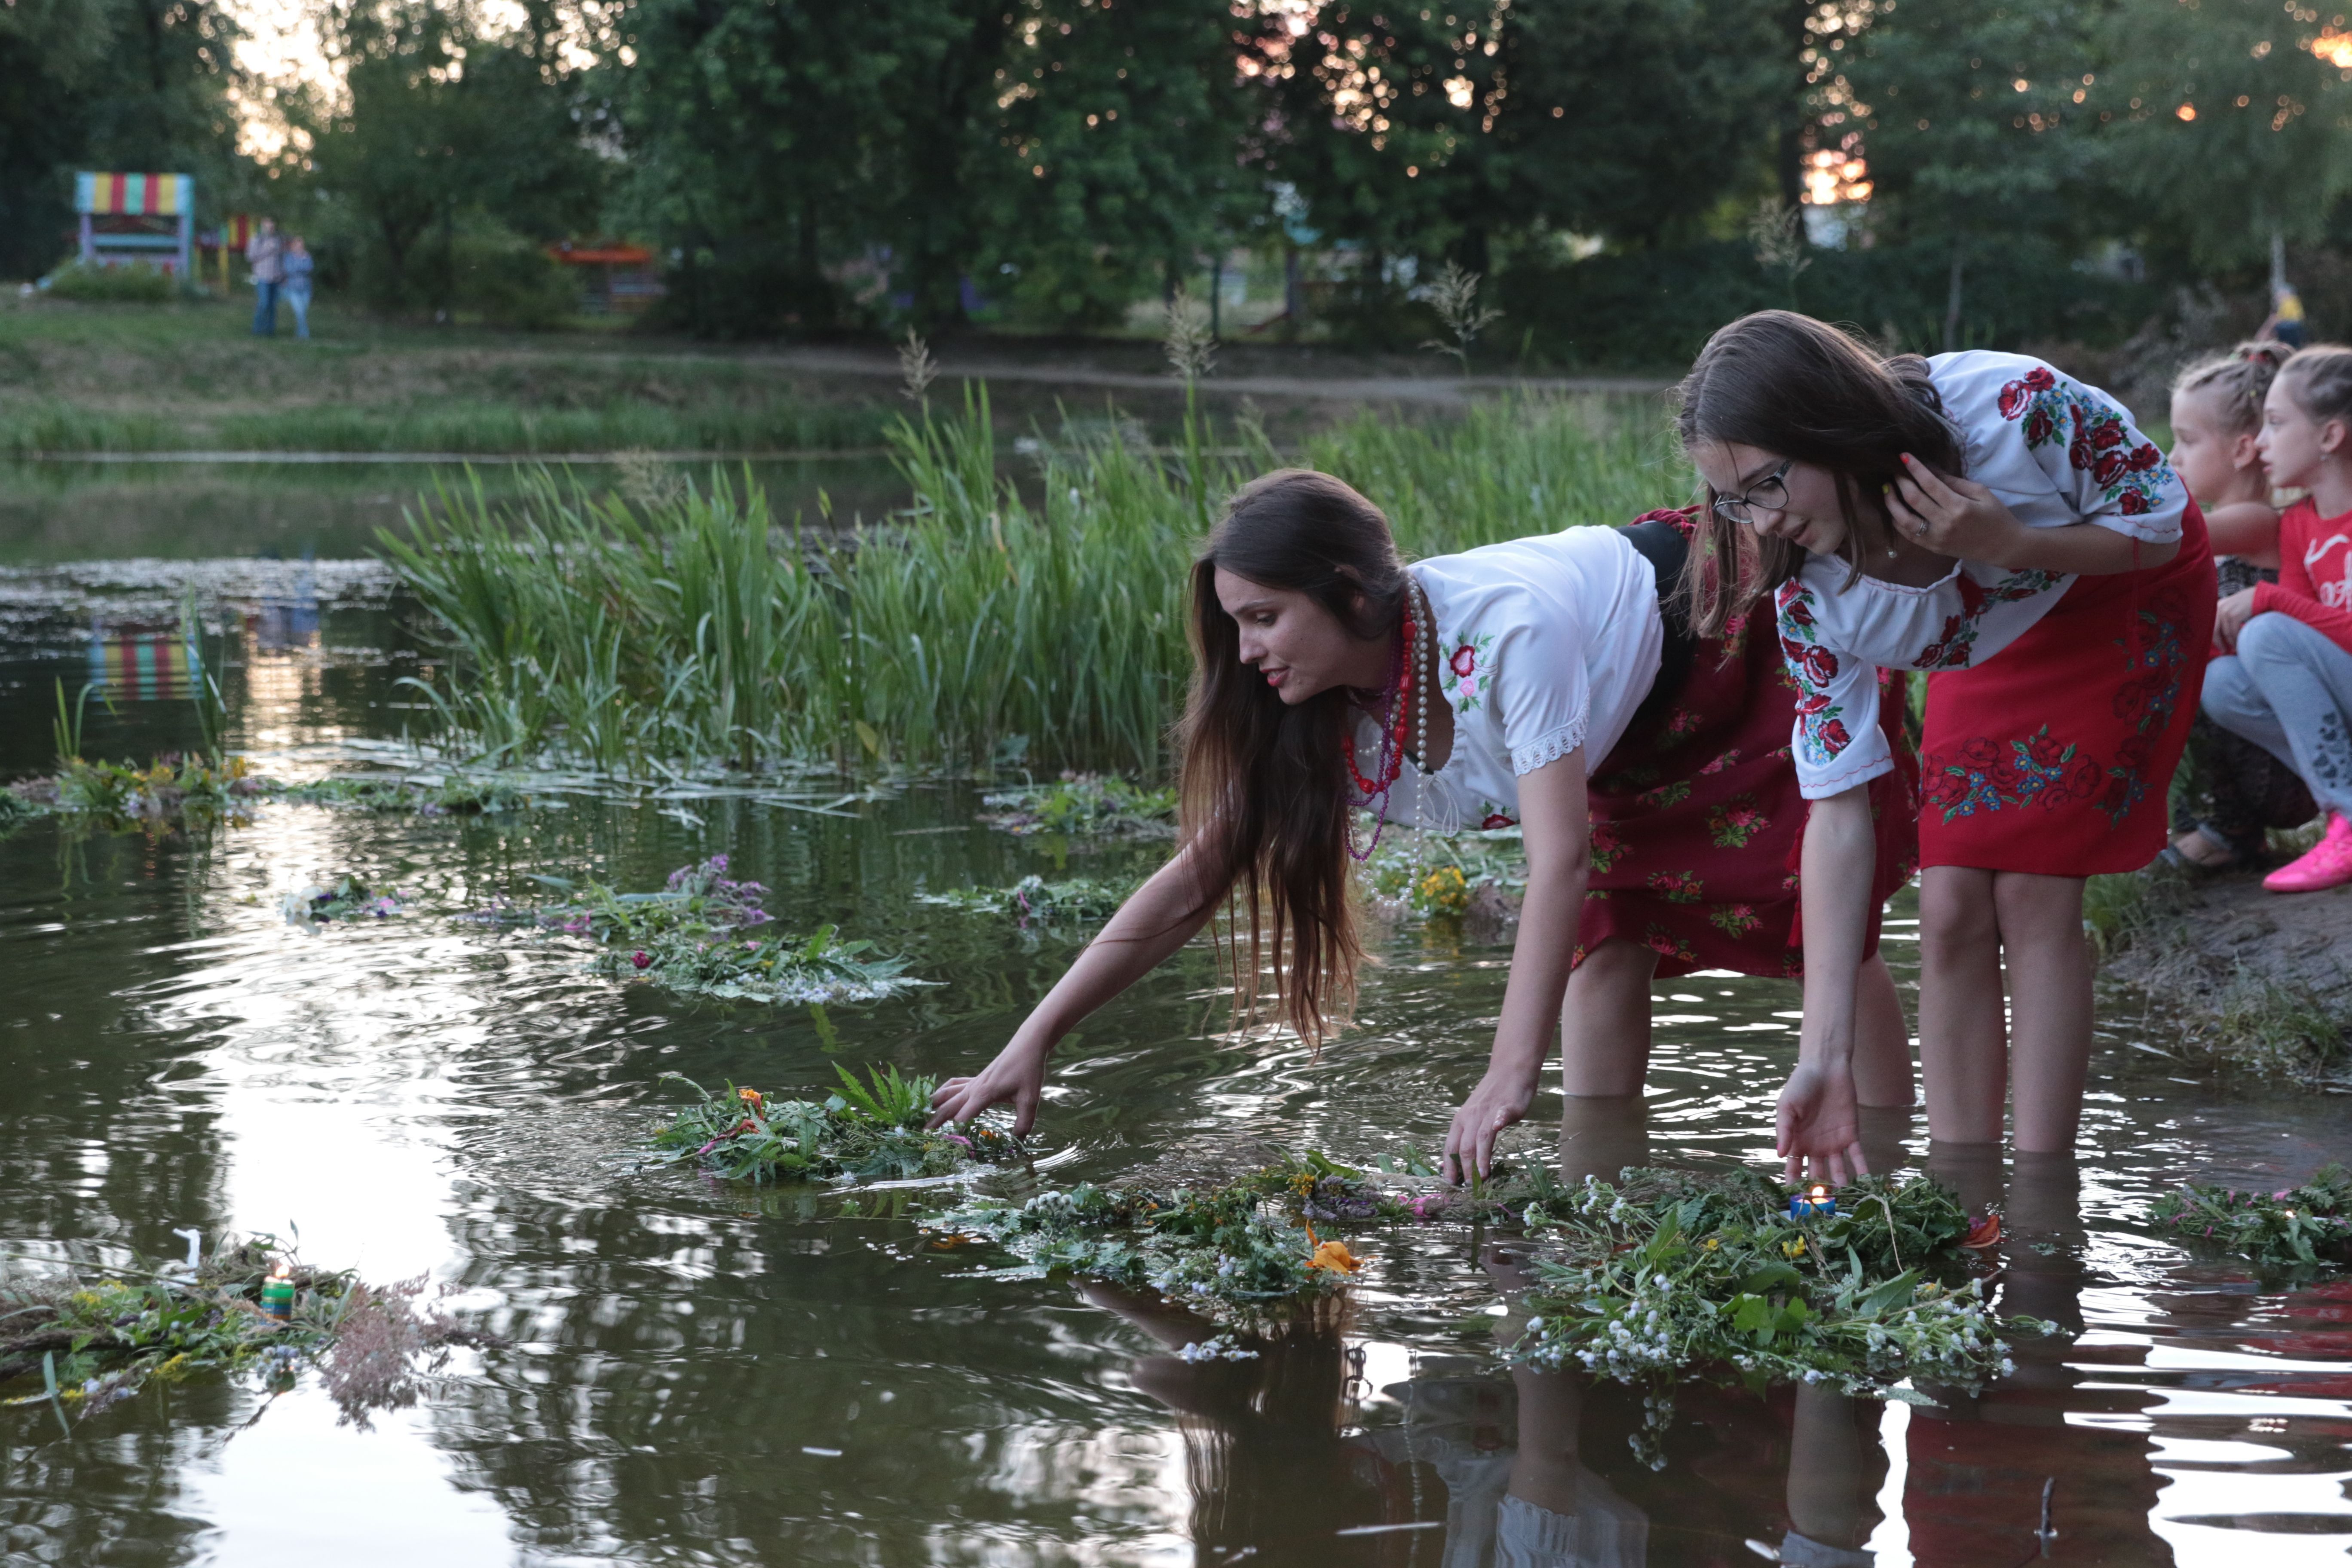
left=383, top=389, right=1681, bottom=776
left=0, top=295, right=891, bottom=456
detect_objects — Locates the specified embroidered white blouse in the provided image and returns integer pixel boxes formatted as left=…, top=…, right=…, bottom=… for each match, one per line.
left=1353, top=526, right=1663, bottom=831
left=1777, top=350, right=2190, bottom=799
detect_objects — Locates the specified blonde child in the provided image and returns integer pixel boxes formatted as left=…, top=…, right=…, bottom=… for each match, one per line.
left=2163, top=342, right=2313, bottom=871
left=2203, top=345, right=2352, bottom=892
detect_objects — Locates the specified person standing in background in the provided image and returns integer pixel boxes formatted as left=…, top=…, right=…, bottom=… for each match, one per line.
left=246, top=218, right=283, bottom=337
left=2264, top=282, right=2309, bottom=350
left=282, top=236, right=315, bottom=342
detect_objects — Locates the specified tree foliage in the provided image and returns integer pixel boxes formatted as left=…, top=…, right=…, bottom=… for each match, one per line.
left=0, top=0, right=245, bottom=279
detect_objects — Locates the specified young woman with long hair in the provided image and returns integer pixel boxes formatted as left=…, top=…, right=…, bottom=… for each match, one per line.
left=1675, top=311, right=2212, bottom=1176
left=928, top=469, right=1918, bottom=1182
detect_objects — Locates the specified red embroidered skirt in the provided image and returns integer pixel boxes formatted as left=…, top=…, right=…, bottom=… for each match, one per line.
left=1580, top=539, right=1920, bottom=980
left=1917, top=503, right=2216, bottom=875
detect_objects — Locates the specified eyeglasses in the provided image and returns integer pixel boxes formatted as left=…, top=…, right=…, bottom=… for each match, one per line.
left=1710, top=459, right=1793, bottom=524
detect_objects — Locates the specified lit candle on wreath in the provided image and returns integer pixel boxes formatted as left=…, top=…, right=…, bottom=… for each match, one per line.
left=1788, top=1183, right=1836, bottom=1220
left=261, top=1263, right=295, bottom=1323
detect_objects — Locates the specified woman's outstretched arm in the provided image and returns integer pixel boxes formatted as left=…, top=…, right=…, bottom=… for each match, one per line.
left=1776, top=784, right=1876, bottom=1184
left=928, top=842, right=1225, bottom=1133
left=1442, top=749, right=1589, bottom=1183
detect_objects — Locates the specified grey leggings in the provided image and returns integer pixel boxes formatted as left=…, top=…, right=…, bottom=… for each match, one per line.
left=2202, top=610, right=2352, bottom=819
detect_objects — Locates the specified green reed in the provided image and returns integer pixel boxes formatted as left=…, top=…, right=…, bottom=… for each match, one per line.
left=381, top=388, right=1682, bottom=776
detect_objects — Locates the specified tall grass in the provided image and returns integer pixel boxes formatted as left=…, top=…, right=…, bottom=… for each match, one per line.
left=381, top=388, right=1685, bottom=776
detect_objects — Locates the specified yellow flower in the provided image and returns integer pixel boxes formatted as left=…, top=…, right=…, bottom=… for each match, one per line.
left=1418, top=865, right=1470, bottom=914
left=1308, top=1238, right=1365, bottom=1274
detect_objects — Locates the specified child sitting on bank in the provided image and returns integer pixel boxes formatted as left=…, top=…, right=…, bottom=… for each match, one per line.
left=2203, top=343, right=2352, bottom=892
left=2163, top=342, right=2316, bottom=870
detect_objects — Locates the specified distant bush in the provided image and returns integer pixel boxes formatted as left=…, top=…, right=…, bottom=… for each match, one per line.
left=43, top=261, right=178, bottom=304
left=452, top=233, right=578, bottom=330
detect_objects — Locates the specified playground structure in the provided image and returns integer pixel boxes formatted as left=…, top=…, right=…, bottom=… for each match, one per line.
left=74, top=172, right=195, bottom=276
left=546, top=242, right=666, bottom=313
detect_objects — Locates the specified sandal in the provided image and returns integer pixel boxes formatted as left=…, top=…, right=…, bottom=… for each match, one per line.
left=2157, top=822, right=2253, bottom=872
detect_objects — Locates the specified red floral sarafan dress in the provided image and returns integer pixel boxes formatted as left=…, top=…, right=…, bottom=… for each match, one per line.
left=1579, top=510, right=1920, bottom=979
left=1772, top=352, right=2214, bottom=876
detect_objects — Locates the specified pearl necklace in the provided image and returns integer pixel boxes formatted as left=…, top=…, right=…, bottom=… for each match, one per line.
left=1345, top=579, right=1435, bottom=861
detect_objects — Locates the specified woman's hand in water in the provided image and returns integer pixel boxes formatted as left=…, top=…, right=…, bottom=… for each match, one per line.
left=928, top=1037, right=1049, bottom=1133
left=1886, top=455, right=2026, bottom=564
left=1442, top=1063, right=1539, bottom=1185
left=1774, top=1059, right=1868, bottom=1187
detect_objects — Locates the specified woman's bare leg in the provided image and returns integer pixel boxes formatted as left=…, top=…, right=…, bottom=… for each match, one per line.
left=1851, top=951, right=1915, bottom=1108
left=1918, top=866, right=2008, bottom=1144
left=1991, top=871, right=2092, bottom=1155
left=1558, top=937, right=1658, bottom=1098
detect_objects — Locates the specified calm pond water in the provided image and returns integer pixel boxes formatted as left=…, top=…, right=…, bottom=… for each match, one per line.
left=1, top=558, right=2349, bottom=1566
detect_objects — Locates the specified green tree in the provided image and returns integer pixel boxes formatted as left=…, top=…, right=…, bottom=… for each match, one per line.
left=0, top=0, right=244, bottom=280
left=1839, top=0, right=2101, bottom=344
left=301, top=0, right=602, bottom=313
left=1232, top=0, right=1795, bottom=295
left=612, top=0, right=1246, bottom=333
left=2095, top=0, right=2352, bottom=271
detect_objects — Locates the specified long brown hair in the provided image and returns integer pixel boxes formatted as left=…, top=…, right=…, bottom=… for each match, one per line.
left=1179, top=469, right=1411, bottom=1045
left=1674, top=310, right=1966, bottom=636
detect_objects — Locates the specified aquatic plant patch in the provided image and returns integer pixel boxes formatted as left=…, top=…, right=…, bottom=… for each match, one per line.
left=2150, top=1162, right=2352, bottom=1268
left=648, top=1066, right=1030, bottom=1185
left=1512, top=1168, right=2048, bottom=1466
left=274, top=775, right=530, bottom=815
left=1363, top=826, right=1529, bottom=922
left=930, top=1178, right=1366, bottom=1331
left=921, top=873, right=1142, bottom=936
left=281, top=876, right=403, bottom=923
left=13, top=754, right=263, bottom=826
left=502, top=855, right=925, bottom=1006
left=0, top=1234, right=487, bottom=1429
left=978, top=774, right=1176, bottom=839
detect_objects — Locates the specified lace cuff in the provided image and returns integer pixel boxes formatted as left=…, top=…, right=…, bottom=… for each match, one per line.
left=1510, top=717, right=1588, bottom=776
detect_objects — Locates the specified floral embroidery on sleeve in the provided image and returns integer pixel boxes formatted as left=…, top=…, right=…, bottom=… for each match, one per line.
left=1775, top=581, right=1853, bottom=763
left=1911, top=568, right=2064, bottom=669
left=1445, top=632, right=1496, bottom=712
left=1998, top=365, right=2176, bottom=518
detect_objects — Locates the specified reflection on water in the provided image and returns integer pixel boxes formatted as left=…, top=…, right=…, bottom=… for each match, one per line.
left=0, top=576, right=2349, bottom=1565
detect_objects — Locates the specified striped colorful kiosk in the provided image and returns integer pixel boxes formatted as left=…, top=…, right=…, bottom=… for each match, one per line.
left=74, top=172, right=195, bottom=276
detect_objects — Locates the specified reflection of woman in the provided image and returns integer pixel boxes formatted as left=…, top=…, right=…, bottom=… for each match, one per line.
left=932, top=472, right=1917, bottom=1179
left=1901, top=1146, right=2171, bottom=1565
left=1074, top=1283, right=1409, bottom=1555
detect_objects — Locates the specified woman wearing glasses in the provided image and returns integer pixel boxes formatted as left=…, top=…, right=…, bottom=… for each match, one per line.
left=930, top=469, right=1920, bottom=1182
left=1676, top=312, right=2212, bottom=1179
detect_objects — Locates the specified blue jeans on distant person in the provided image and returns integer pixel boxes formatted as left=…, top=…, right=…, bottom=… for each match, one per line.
left=285, top=283, right=311, bottom=340
left=252, top=280, right=279, bottom=336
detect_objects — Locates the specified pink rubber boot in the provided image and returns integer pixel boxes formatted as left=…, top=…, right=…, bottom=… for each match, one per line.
left=2264, top=813, right=2352, bottom=893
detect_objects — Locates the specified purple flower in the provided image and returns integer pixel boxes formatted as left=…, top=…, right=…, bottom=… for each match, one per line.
left=631, top=951, right=651, bottom=971
left=710, top=854, right=728, bottom=872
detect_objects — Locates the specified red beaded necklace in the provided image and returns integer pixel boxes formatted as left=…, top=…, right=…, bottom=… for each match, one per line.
left=1343, top=587, right=1429, bottom=861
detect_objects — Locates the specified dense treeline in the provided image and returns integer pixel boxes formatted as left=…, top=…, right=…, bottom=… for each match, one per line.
left=10, top=0, right=2352, bottom=355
